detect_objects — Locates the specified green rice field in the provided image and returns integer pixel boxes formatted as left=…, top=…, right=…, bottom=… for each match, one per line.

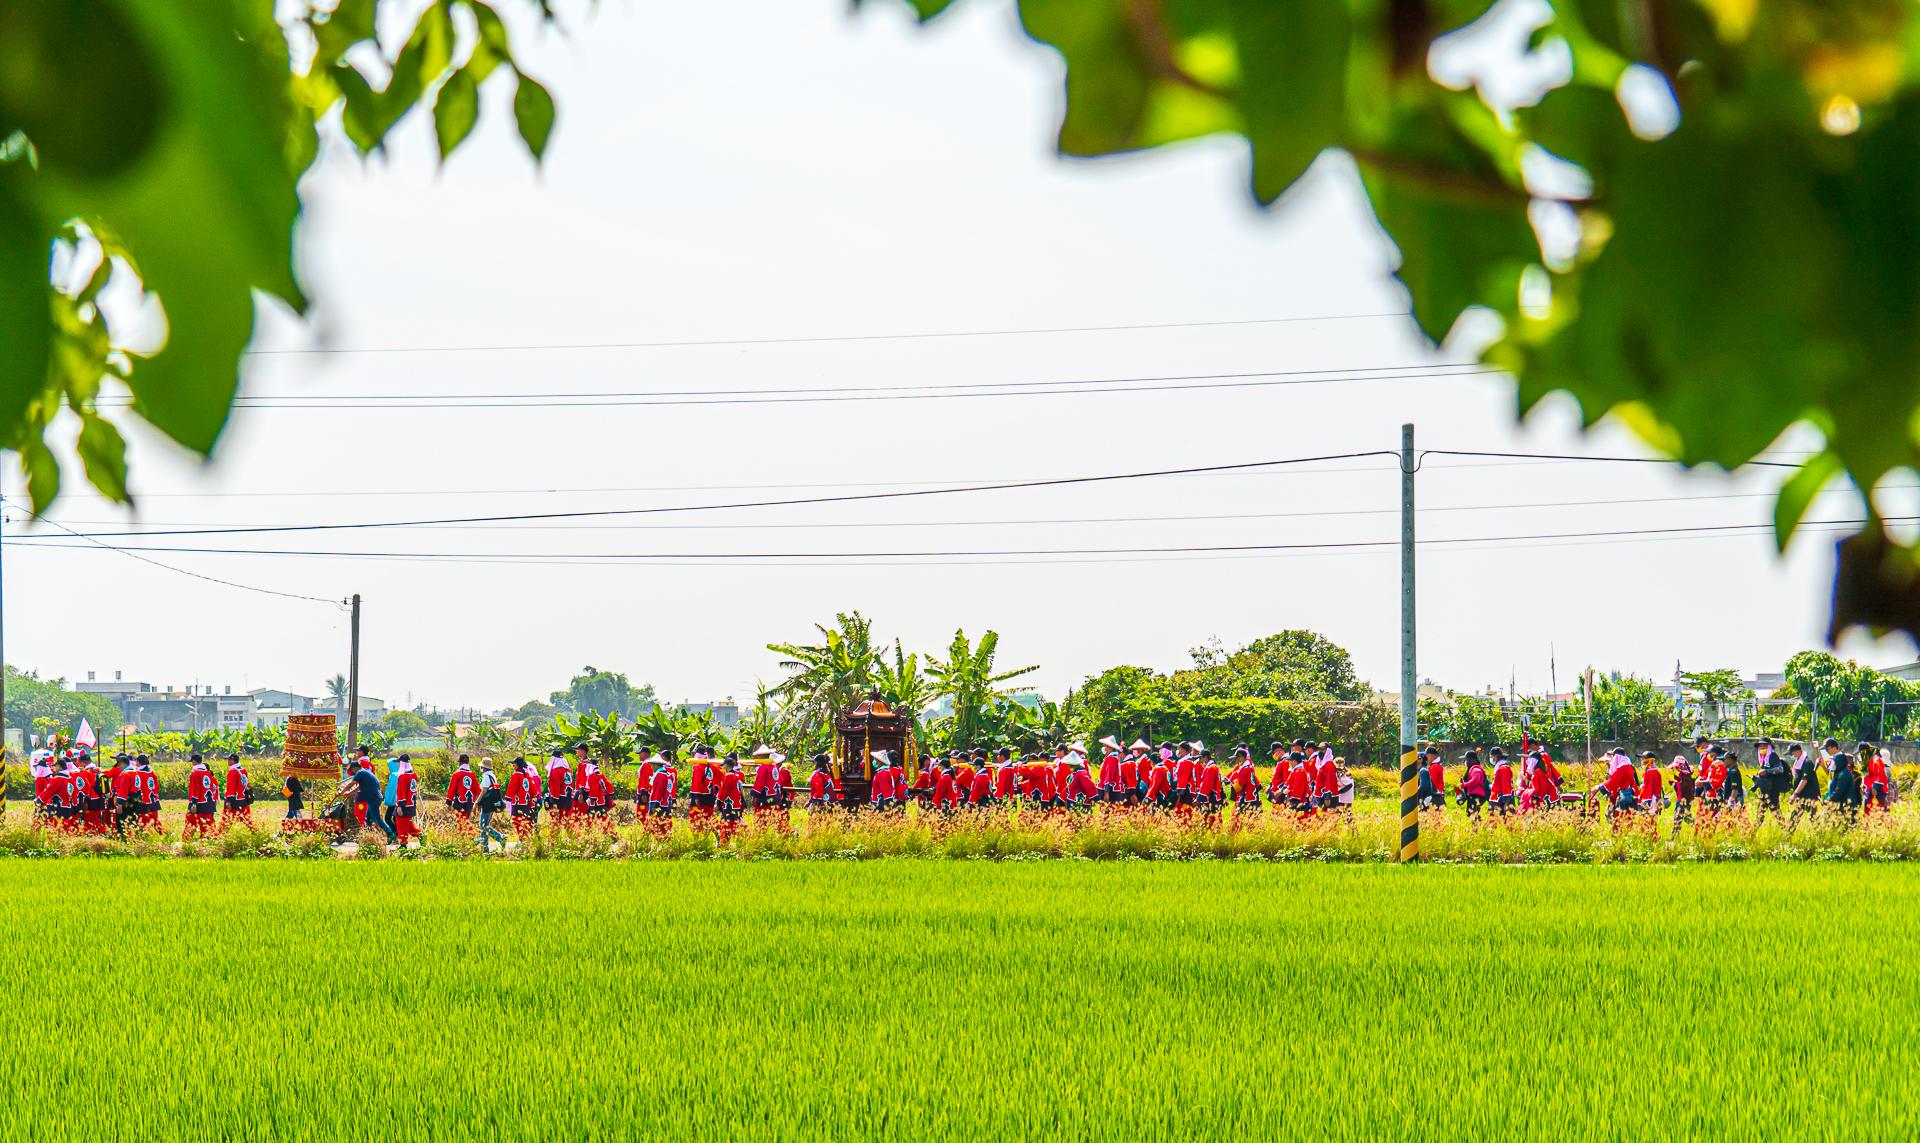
left=4, top=862, right=1916, bottom=1141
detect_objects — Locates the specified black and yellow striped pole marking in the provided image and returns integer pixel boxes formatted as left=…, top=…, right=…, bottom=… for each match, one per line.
left=1397, top=424, right=1419, bottom=862
left=1399, top=745, right=1420, bottom=862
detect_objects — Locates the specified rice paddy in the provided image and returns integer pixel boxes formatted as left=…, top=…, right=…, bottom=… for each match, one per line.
left=3, top=861, right=1916, bottom=1142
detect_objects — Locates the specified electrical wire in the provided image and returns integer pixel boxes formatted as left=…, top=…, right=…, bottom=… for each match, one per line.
left=10, top=515, right=1910, bottom=563
left=92, top=364, right=1497, bottom=411
left=1419, top=448, right=1805, bottom=471
left=34, top=485, right=1891, bottom=534
left=240, top=310, right=1409, bottom=357
left=36, top=450, right=1403, bottom=540
left=0, top=498, right=342, bottom=607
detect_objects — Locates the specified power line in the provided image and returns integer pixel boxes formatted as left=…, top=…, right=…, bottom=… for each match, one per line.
left=240, top=310, right=1408, bottom=357
left=1420, top=448, right=1805, bottom=471
left=0, top=498, right=342, bottom=607
left=33, top=485, right=1889, bottom=534
left=36, top=450, right=1403, bottom=540
left=93, top=364, right=1496, bottom=411
left=10, top=515, right=1907, bottom=563
left=213, top=359, right=1490, bottom=403
left=38, top=450, right=1820, bottom=501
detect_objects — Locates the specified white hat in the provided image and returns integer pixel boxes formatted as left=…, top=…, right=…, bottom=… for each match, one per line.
left=1098, top=735, right=1121, bottom=751
left=751, top=744, right=775, bottom=758
left=771, top=751, right=787, bottom=764
left=1188, top=740, right=1206, bottom=752
left=1129, top=739, right=1149, bottom=751
left=870, top=749, right=892, bottom=765
left=1068, top=741, right=1087, bottom=755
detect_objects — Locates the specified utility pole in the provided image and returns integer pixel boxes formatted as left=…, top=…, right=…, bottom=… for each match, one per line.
left=1399, top=423, right=1419, bottom=864
left=1, top=495, right=7, bottom=760
left=346, top=594, right=362, bottom=753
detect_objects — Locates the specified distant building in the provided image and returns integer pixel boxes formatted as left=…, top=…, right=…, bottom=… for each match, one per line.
left=675, top=699, right=740, bottom=727
left=73, top=671, right=156, bottom=717
left=313, top=694, right=389, bottom=722
left=120, top=685, right=257, bottom=732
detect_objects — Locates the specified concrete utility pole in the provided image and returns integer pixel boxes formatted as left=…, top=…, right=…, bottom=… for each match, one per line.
left=346, top=594, right=362, bottom=753
left=1399, top=424, right=1419, bottom=864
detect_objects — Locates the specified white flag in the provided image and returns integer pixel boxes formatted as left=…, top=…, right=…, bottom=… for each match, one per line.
left=76, top=719, right=97, bottom=748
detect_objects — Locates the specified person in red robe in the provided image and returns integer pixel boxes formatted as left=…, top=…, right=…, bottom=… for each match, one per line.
left=714, top=756, right=745, bottom=840
left=221, top=755, right=254, bottom=830
left=580, top=760, right=613, bottom=828
left=993, top=749, right=1019, bottom=802
left=1283, top=754, right=1315, bottom=815
left=545, top=751, right=574, bottom=826
left=647, top=755, right=679, bottom=834
left=868, top=751, right=897, bottom=810
left=446, top=756, right=478, bottom=822
left=632, top=747, right=657, bottom=815
left=1489, top=749, right=1515, bottom=814
left=1228, top=747, right=1259, bottom=815
left=1096, top=741, right=1123, bottom=804
left=1265, top=742, right=1291, bottom=805
left=774, top=754, right=794, bottom=811
left=807, top=755, right=837, bottom=811
left=1193, top=749, right=1224, bottom=819
left=505, top=757, right=536, bottom=836
left=134, top=758, right=161, bottom=833
left=932, top=762, right=959, bottom=814
left=1145, top=757, right=1174, bottom=809
left=750, top=746, right=782, bottom=817
left=1638, top=755, right=1665, bottom=815
left=1864, top=747, right=1892, bottom=814
left=687, top=748, right=717, bottom=827
left=393, top=758, right=421, bottom=843
left=1172, top=746, right=1198, bottom=813
left=1525, top=751, right=1559, bottom=811
left=184, top=756, right=219, bottom=839
left=967, top=762, right=992, bottom=808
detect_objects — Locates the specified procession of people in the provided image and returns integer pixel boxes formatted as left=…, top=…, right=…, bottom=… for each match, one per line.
left=7, top=730, right=1901, bottom=848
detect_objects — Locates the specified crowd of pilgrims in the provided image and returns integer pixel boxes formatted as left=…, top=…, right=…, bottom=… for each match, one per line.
left=17, top=733, right=1897, bottom=845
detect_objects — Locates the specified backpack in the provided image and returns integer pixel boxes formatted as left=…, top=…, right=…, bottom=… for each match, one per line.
left=479, top=785, right=504, bottom=813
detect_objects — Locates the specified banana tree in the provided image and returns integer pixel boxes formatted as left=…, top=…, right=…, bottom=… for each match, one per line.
left=927, top=629, right=1038, bottom=751
left=768, top=612, right=883, bottom=738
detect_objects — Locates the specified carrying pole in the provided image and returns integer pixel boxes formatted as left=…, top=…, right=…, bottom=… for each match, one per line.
left=1399, top=424, right=1419, bottom=863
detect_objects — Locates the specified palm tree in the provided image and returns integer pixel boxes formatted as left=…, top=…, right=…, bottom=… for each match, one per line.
left=927, top=629, right=1038, bottom=750
left=768, top=612, right=883, bottom=737
left=324, top=673, right=349, bottom=711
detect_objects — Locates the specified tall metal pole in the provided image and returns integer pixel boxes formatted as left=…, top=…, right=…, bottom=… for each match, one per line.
left=1398, top=424, right=1419, bottom=863
left=346, top=594, right=362, bottom=753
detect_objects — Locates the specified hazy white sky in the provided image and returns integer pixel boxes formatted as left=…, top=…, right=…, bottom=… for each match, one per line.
left=6, top=0, right=1912, bottom=711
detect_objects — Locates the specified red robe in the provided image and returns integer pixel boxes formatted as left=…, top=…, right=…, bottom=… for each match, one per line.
left=1267, top=758, right=1291, bottom=799
left=993, top=764, right=1018, bottom=799
left=1195, top=764, right=1223, bottom=799
left=447, top=767, right=478, bottom=807
left=933, top=770, right=957, bottom=808
left=1639, top=767, right=1664, bottom=801
left=1098, top=753, right=1121, bottom=790
left=1229, top=762, right=1257, bottom=799
left=1285, top=766, right=1313, bottom=802
left=1145, top=763, right=1172, bottom=801
left=1317, top=757, right=1339, bottom=796
left=752, top=762, right=780, bottom=801
left=650, top=766, right=678, bottom=804
left=715, top=770, right=744, bottom=808
left=1492, top=763, right=1514, bottom=797
left=968, top=769, right=992, bottom=804
left=1066, top=769, right=1099, bottom=802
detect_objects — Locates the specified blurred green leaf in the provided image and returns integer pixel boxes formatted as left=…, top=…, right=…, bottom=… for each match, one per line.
left=75, top=411, right=130, bottom=504
left=434, top=68, right=480, bottom=159
left=0, top=179, right=50, bottom=442
left=514, top=71, right=556, bottom=160
left=0, top=0, right=166, bottom=178
left=1774, top=451, right=1842, bottom=552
